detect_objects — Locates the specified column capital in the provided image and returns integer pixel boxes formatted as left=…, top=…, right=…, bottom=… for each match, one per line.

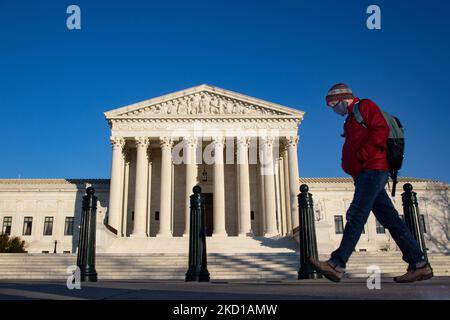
left=212, top=136, right=225, bottom=148
left=183, top=136, right=198, bottom=148
left=160, top=136, right=174, bottom=149
left=110, top=136, right=125, bottom=149
left=236, top=136, right=250, bottom=148
left=261, top=136, right=275, bottom=149
left=280, top=139, right=288, bottom=153
left=135, top=136, right=150, bottom=148
left=286, top=136, right=299, bottom=147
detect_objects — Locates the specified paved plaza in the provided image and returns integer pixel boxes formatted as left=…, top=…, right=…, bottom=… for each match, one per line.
left=0, top=277, right=449, bottom=300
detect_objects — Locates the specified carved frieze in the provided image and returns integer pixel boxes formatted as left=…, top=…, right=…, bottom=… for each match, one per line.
left=111, top=119, right=300, bottom=131
left=117, top=92, right=286, bottom=117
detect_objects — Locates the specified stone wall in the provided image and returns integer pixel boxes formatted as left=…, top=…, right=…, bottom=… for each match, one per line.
left=300, top=178, right=450, bottom=254
left=0, top=177, right=448, bottom=254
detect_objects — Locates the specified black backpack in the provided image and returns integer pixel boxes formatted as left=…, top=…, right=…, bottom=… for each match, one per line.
left=353, top=100, right=405, bottom=196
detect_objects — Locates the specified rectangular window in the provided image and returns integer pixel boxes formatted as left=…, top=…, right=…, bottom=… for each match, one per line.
left=334, top=216, right=344, bottom=234
left=23, top=217, right=33, bottom=236
left=376, top=219, right=385, bottom=234
left=43, top=217, right=54, bottom=236
left=2, top=217, right=12, bottom=235
left=155, top=211, right=159, bottom=221
left=419, top=215, right=427, bottom=234
left=64, top=217, right=74, bottom=236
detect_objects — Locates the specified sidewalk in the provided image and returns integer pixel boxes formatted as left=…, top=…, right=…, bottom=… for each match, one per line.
left=0, top=277, right=449, bottom=300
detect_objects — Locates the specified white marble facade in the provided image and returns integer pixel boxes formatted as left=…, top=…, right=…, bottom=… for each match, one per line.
left=0, top=178, right=448, bottom=254
left=103, top=85, right=304, bottom=241
left=0, top=85, right=448, bottom=254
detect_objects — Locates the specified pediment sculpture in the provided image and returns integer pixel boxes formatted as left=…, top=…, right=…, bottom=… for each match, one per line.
left=119, top=92, right=285, bottom=117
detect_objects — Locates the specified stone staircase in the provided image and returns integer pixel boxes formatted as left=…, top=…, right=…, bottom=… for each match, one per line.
left=0, top=252, right=448, bottom=280
left=343, top=252, right=449, bottom=278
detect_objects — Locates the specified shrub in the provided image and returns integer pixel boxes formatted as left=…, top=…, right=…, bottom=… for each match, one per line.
left=0, top=234, right=26, bottom=253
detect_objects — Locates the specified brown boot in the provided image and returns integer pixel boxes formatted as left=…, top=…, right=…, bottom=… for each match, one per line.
left=309, top=257, right=343, bottom=282
left=394, top=264, right=434, bottom=283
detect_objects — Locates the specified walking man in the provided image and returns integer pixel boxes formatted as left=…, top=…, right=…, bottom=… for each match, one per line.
left=309, top=83, right=433, bottom=283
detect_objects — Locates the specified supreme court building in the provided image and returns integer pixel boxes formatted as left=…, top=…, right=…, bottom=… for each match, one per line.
left=104, top=84, right=303, bottom=240
left=0, top=85, right=448, bottom=255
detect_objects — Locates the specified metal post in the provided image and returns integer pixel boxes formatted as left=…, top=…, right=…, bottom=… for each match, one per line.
left=77, top=187, right=98, bottom=282
left=53, top=240, right=57, bottom=254
left=297, top=184, right=322, bottom=279
left=185, top=185, right=210, bottom=282
left=401, top=183, right=428, bottom=261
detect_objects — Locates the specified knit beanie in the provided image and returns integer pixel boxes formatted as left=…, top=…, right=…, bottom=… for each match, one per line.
left=326, top=83, right=354, bottom=105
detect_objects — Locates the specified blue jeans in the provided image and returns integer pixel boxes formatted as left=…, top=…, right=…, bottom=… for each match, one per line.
left=328, top=170, right=427, bottom=272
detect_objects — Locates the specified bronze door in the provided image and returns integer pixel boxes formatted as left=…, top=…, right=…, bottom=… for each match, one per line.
left=203, top=193, right=213, bottom=236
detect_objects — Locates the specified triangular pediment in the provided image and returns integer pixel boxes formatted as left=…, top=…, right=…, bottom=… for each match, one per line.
left=104, top=84, right=304, bottom=119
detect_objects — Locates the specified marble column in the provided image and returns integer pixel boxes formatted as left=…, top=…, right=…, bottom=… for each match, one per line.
left=287, top=136, right=300, bottom=233
left=282, top=145, right=292, bottom=234
left=146, top=148, right=153, bottom=236
left=183, top=136, right=198, bottom=237
left=131, top=137, right=150, bottom=237
left=257, top=161, right=265, bottom=236
left=108, top=136, right=125, bottom=234
left=237, top=136, right=252, bottom=236
left=274, top=156, right=283, bottom=235
left=157, top=137, right=174, bottom=237
left=212, top=136, right=227, bottom=236
left=261, top=136, right=278, bottom=236
left=121, top=147, right=130, bottom=236
left=278, top=152, right=288, bottom=236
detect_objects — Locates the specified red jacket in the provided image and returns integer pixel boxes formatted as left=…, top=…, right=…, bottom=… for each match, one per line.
left=342, top=98, right=390, bottom=180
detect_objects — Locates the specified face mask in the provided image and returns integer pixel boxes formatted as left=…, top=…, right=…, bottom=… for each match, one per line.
left=332, top=100, right=348, bottom=116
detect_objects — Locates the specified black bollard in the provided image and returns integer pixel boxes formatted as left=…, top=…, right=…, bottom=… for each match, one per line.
left=53, top=240, right=57, bottom=254
left=77, top=187, right=98, bottom=282
left=297, top=184, right=322, bottom=279
left=185, top=185, right=210, bottom=282
left=401, top=183, right=428, bottom=261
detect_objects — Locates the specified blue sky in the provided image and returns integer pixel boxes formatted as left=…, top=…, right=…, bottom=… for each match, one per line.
left=1, top=0, right=449, bottom=183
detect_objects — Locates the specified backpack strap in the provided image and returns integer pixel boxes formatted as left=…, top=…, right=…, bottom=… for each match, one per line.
left=352, top=100, right=368, bottom=129
left=390, top=170, right=398, bottom=197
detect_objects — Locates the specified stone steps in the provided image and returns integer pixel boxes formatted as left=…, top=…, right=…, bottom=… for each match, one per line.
left=0, top=253, right=448, bottom=280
